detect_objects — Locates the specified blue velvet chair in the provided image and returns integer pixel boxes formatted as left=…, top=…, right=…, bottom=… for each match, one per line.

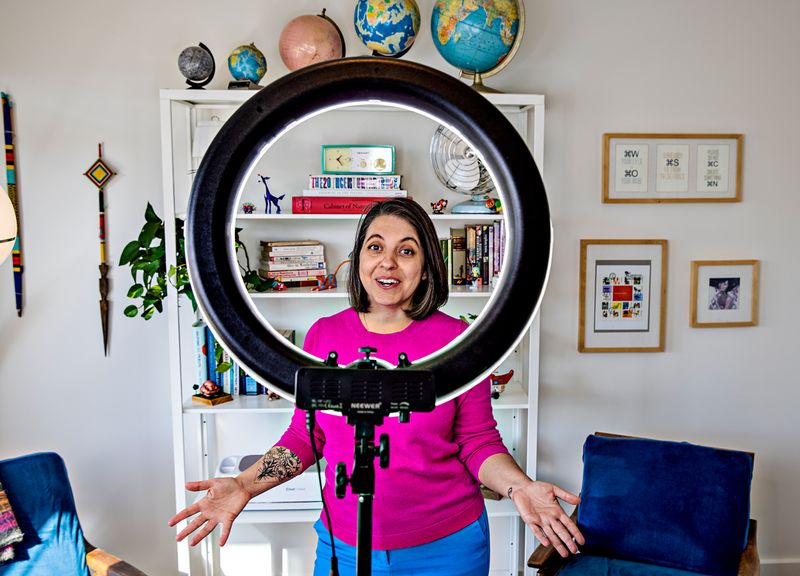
left=528, top=434, right=759, bottom=576
left=0, top=452, right=147, bottom=576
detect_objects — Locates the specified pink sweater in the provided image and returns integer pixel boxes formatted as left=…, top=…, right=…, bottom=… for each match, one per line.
left=276, top=308, right=508, bottom=549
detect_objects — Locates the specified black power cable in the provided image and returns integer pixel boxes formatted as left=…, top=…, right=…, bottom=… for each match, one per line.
left=307, top=409, right=338, bottom=576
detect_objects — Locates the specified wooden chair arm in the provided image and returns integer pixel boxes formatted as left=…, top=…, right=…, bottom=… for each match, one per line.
left=85, top=541, right=148, bottom=576
left=738, top=519, right=760, bottom=576
left=526, top=508, right=578, bottom=575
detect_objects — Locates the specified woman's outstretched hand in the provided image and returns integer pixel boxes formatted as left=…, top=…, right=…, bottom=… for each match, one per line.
left=168, top=477, right=251, bottom=546
left=510, top=480, right=584, bottom=557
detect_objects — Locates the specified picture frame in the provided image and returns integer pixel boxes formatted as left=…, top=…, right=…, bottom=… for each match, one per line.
left=579, top=239, right=668, bottom=352
left=690, top=260, right=759, bottom=328
left=603, top=133, right=743, bottom=203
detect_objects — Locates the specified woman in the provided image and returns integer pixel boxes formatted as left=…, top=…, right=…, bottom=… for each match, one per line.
left=169, top=199, right=583, bottom=574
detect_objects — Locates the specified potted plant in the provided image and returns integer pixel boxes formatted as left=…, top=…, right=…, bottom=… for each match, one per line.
left=120, top=203, right=276, bottom=320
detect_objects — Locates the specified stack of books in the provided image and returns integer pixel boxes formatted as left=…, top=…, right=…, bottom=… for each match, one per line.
left=292, top=174, right=407, bottom=214
left=444, top=221, right=505, bottom=288
left=257, top=240, right=326, bottom=287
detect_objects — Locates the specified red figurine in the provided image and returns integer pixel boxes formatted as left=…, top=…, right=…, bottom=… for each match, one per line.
left=490, top=369, right=514, bottom=399
left=313, top=259, right=350, bottom=291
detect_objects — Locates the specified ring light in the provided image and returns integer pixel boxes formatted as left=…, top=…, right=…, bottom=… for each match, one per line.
left=186, top=57, right=551, bottom=405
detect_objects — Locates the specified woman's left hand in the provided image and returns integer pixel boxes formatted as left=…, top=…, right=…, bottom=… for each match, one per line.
left=509, top=480, right=585, bottom=557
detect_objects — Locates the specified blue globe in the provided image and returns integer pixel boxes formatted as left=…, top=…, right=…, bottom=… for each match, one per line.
left=228, top=43, right=267, bottom=84
left=432, top=0, right=520, bottom=75
left=354, top=0, right=420, bottom=58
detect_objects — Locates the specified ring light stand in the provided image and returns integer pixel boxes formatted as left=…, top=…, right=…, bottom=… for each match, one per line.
left=186, top=57, right=551, bottom=575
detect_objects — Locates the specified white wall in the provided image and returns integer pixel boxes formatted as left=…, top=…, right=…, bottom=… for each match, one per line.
left=0, top=1, right=797, bottom=574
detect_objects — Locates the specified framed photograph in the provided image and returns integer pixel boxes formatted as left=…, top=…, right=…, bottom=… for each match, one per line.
left=603, top=133, right=743, bottom=203
left=579, top=240, right=668, bottom=352
left=690, top=260, right=759, bottom=327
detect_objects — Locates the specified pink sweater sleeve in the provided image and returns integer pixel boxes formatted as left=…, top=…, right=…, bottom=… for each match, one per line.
left=273, top=322, right=326, bottom=470
left=453, top=376, right=509, bottom=480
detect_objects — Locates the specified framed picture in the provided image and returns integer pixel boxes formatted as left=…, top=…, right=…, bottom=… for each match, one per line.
left=690, top=260, right=759, bottom=327
left=603, top=133, right=743, bottom=203
left=579, top=239, right=667, bottom=352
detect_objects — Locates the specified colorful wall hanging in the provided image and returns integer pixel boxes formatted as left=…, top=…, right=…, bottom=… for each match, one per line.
left=2, top=92, right=23, bottom=316
left=84, top=143, right=116, bottom=355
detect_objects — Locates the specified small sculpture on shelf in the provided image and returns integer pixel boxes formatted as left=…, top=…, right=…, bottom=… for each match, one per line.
left=490, top=369, right=514, bottom=400
left=258, top=174, right=285, bottom=214
left=313, top=259, right=350, bottom=292
left=430, top=198, right=448, bottom=214
left=241, top=202, right=256, bottom=214
left=485, top=197, right=502, bottom=213
left=192, top=379, right=233, bottom=406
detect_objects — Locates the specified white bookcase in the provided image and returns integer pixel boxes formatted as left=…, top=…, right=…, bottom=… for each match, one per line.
left=160, top=88, right=545, bottom=576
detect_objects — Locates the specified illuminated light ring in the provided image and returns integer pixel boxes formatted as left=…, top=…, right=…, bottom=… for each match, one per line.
left=186, top=57, right=551, bottom=404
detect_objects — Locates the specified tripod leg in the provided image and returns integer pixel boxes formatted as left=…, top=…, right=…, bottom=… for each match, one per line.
left=356, top=493, right=373, bottom=576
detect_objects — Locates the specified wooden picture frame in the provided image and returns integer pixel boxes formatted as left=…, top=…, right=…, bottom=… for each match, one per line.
left=603, top=133, right=743, bottom=203
left=579, top=239, right=668, bottom=352
left=690, top=260, right=759, bottom=327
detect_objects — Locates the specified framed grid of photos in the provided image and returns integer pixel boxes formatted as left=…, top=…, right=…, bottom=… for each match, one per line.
left=603, top=133, right=743, bottom=203
left=579, top=240, right=668, bottom=352
left=690, top=260, right=759, bottom=328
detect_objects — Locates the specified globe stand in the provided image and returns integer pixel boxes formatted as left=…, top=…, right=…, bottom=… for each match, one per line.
left=467, top=71, right=501, bottom=94
left=228, top=80, right=262, bottom=90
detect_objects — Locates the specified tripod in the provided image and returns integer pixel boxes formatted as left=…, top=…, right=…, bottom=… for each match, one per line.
left=296, top=347, right=435, bottom=576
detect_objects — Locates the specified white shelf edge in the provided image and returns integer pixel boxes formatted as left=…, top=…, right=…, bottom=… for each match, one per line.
left=247, top=285, right=493, bottom=299
left=490, top=381, right=528, bottom=410
left=235, top=213, right=503, bottom=222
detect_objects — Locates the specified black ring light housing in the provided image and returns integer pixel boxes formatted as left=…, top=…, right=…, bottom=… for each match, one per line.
left=186, top=57, right=551, bottom=405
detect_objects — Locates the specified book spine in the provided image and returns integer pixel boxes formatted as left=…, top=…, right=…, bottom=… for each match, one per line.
left=488, top=224, right=495, bottom=282
left=263, top=245, right=325, bottom=256
left=450, top=227, right=467, bottom=285
left=308, top=174, right=401, bottom=189
left=260, top=260, right=326, bottom=271
left=292, top=196, right=387, bottom=214
left=301, top=188, right=407, bottom=198
left=192, top=320, right=208, bottom=390
left=260, top=239, right=321, bottom=248
left=259, top=268, right=326, bottom=279
left=466, top=226, right=477, bottom=285
left=205, top=327, right=216, bottom=386
left=481, top=224, right=489, bottom=285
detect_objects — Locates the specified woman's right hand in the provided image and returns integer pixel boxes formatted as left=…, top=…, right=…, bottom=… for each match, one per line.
left=168, top=477, right=251, bottom=546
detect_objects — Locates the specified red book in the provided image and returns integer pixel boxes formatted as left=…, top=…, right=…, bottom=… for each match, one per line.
left=292, top=196, right=407, bottom=214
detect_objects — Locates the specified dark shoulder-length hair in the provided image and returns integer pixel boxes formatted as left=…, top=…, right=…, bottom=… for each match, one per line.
left=348, top=198, right=448, bottom=320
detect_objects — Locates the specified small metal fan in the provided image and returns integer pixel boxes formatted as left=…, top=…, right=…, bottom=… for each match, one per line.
left=430, top=125, right=496, bottom=213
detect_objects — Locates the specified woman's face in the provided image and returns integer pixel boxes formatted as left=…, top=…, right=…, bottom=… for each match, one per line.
left=358, top=214, right=425, bottom=313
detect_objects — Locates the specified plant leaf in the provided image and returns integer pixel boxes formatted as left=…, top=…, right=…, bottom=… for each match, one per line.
left=139, top=221, right=161, bottom=246
left=119, top=240, right=142, bottom=265
left=124, top=305, right=139, bottom=317
left=144, top=202, right=161, bottom=224
left=127, top=284, right=145, bottom=298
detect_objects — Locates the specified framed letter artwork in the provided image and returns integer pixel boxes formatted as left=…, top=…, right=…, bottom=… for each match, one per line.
left=579, top=239, right=668, bottom=352
left=690, top=260, right=759, bottom=327
left=603, top=134, right=743, bottom=203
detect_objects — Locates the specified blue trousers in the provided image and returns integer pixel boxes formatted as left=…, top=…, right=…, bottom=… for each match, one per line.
left=313, top=509, right=490, bottom=576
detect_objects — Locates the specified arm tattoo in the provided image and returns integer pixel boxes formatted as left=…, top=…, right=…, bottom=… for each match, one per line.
left=255, top=447, right=302, bottom=483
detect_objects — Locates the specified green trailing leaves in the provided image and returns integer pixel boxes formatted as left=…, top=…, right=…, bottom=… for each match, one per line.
left=119, top=202, right=197, bottom=320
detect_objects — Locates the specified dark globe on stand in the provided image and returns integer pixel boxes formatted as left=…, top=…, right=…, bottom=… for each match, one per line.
left=178, top=43, right=215, bottom=89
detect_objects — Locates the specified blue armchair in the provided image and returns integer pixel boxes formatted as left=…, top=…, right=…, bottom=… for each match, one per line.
left=0, top=452, right=147, bottom=576
left=528, top=433, right=759, bottom=576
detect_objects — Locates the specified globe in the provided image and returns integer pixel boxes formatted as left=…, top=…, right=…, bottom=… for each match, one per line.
left=279, top=10, right=345, bottom=71
left=178, top=44, right=214, bottom=83
left=354, top=0, right=420, bottom=58
left=228, top=43, right=267, bottom=84
left=431, top=0, right=523, bottom=90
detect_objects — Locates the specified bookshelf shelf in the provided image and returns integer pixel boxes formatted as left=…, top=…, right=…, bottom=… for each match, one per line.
left=161, top=88, right=544, bottom=576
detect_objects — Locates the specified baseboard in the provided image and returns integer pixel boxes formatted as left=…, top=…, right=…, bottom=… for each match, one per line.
left=759, top=560, right=800, bottom=576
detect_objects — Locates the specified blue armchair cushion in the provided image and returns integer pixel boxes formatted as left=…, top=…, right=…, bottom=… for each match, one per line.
left=559, top=554, right=715, bottom=576
left=577, top=435, right=753, bottom=576
left=0, top=452, right=89, bottom=576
